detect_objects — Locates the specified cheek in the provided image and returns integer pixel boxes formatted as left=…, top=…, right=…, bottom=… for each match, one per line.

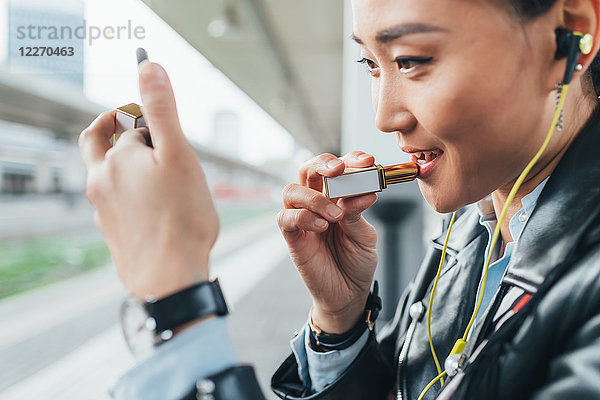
left=417, top=21, right=537, bottom=134
left=421, top=41, right=543, bottom=156
left=411, top=52, right=546, bottom=210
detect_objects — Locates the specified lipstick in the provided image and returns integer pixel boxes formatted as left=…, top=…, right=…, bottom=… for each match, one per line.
left=111, top=49, right=151, bottom=147
left=113, top=103, right=147, bottom=146
left=323, top=162, right=419, bottom=199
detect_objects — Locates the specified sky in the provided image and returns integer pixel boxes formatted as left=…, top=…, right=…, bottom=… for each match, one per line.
left=0, top=0, right=311, bottom=167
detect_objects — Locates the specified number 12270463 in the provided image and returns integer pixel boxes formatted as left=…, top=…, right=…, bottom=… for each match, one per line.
left=18, top=47, right=75, bottom=57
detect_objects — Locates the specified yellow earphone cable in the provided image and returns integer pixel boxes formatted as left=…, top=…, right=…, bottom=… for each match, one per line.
left=417, top=371, right=447, bottom=400
left=418, top=83, right=569, bottom=400
left=427, top=211, right=457, bottom=386
left=461, top=83, right=568, bottom=341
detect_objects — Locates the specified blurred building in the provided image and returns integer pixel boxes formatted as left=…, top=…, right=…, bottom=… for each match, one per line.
left=0, top=0, right=86, bottom=196
left=7, top=0, right=85, bottom=89
left=0, top=121, right=79, bottom=195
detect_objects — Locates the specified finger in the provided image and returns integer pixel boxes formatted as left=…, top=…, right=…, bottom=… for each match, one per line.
left=114, top=127, right=151, bottom=149
left=277, top=208, right=329, bottom=234
left=282, top=184, right=343, bottom=222
left=299, top=153, right=345, bottom=192
left=340, top=151, right=375, bottom=168
left=337, top=193, right=378, bottom=223
left=138, top=61, right=189, bottom=158
left=79, top=111, right=116, bottom=168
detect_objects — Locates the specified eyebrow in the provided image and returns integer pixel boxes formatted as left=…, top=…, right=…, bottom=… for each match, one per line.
left=352, top=23, right=447, bottom=45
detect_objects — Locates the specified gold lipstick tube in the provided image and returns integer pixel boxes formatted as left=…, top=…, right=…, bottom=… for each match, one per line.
left=113, top=103, right=146, bottom=146
left=323, top=162, right=418, bottom=199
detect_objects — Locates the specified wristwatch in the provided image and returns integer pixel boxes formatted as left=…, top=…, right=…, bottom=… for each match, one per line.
left=308, top=280, right=382, bottom=352
left=120, top=279, right=229, bottom=358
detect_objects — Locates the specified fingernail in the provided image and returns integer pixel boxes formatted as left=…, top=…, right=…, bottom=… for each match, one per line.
left=358, top=154, right=371, bottom=160
left=136, top=48, right=148, bottom=66
left=326, top=204, right=343, bottom=219
left=327, top=159, right=343, bottom=169
left=315, top=218, right=328, bottom=229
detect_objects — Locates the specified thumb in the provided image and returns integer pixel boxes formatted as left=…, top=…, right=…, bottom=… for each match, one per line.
left=138, top=61, right=189, bottom=158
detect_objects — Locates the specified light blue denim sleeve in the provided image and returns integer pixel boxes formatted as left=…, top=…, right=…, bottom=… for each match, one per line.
left=110, top=317, right=238, bottom=400
left=290, top=320, right=370, bottom=393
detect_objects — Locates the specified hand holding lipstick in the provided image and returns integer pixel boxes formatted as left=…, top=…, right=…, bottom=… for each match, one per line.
left=79, top=57, right=218, bottom=301
left=277, top=151, right=381, bottom=334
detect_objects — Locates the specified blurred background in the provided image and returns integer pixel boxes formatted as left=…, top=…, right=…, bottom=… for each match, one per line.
left=0, top=0, right=439, bottom=398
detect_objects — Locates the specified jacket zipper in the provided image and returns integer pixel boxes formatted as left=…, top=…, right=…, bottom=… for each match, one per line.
left=472, top=283, right=510, bottom=348
left=395, top=282, right=509, bottom=400
left=396, top=308, right=421, bottom=400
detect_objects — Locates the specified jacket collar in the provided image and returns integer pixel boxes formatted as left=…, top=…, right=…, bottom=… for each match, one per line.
left=432, top=206, right=485, bottom=258
left=505, top=112, right=600, bottom=292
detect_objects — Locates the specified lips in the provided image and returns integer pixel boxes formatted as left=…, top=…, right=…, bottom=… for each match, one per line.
left=401, top=147, right=443, bottom=179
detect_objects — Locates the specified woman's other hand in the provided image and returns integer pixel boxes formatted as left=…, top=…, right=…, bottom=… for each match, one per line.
left=78, top=62, right=219, bottom=301
left=278, top=151, right=378, bottom=333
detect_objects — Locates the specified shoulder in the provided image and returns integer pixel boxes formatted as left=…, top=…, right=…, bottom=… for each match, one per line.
left=528, top=235, right=600, bottom=346
left=564, top=209, right=600, bottom=301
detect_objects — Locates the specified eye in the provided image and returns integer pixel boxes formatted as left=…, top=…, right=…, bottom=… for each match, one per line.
left=357, top=58, right=380, bottom=76
left=394, top=56, right=433, bottom=72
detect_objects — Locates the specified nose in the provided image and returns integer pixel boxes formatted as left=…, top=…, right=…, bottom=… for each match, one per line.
left=373, top=74, right=417, bottom=134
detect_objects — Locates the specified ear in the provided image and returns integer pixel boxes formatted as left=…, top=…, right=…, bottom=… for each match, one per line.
left=560, top=0, right=600, bottom=77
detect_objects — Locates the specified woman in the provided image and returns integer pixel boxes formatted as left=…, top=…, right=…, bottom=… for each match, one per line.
left=79, top=0, right=600, bottom=399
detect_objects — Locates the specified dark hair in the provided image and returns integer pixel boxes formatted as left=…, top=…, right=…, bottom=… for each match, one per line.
left=500, top=0, right=600, bottom=101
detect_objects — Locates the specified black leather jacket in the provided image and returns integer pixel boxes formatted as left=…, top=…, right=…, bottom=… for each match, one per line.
left=187, top=114, right=600, bottom=400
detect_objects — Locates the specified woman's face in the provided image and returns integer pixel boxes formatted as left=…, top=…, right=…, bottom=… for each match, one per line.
left=352, top=0, right=564, bottom=212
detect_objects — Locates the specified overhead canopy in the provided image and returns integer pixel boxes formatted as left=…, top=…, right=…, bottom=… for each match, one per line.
left=0, top=66, right=105, bottom=141
left=140, top=0, right=344, bottom=154
left=0, top=67, right=282, bottom=180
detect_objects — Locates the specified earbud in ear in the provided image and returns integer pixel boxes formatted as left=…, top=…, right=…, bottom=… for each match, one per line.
left=577, top=32, right=594, bottom=55
left=555, top=29, right=594, bottom=84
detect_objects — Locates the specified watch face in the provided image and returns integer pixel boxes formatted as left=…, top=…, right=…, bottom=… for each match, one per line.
left=120, top=297, right=156, bottom=359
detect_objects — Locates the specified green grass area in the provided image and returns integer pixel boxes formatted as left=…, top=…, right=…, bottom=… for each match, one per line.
left=217, top=205, right=279, bottom=228
left=0, top=205, right=280, bottom=300
left=0, top=236, right=111, bottom=300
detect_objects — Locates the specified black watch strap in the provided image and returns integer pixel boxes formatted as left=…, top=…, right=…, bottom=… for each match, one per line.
left=309, top=280, right=382, bottom=352
left=144, top=279, right=229, bottom=334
